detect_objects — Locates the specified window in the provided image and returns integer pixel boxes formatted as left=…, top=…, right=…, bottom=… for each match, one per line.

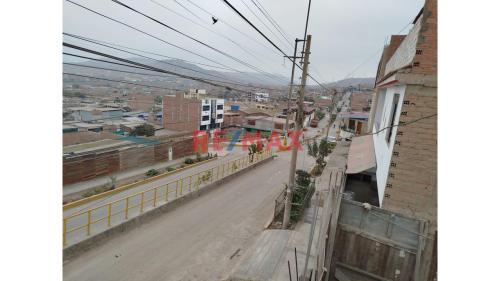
left=217, top=114, right=223, bottom=119
left=247, top=120, right=256, bottom=125
left=217, top=105, right=223, bottom=110
left=374, top=91, right=386, bottom=130
left=275, top=123, right=283, bottom=130
left=202, top=115, right=209, bottom=121
left=386, top=94, right=400, bottom=143
left=202, top=105, right=210, bottom=111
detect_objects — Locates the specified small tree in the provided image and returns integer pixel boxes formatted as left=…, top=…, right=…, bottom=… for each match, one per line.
left=295, top=170, right=311, bottom=187
left=248, top=143, right=257, bottom=162
left=154, top=96, right=162, bottom=105
left=307, top=140, right=319, bottom=159
left=130, top=123, right=155, bottom=137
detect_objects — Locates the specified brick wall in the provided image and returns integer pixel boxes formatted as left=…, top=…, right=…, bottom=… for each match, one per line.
left=130, top=93, right=154, bottom=111
left=63, top=137, right=194, bottom=185
left=411, top=0, right=437, bottom=75
left=222, top=114, right=242, bottom=127
left=172, top=137, right=195, bottom=158
left=63, top=150, right=120, bottom=185
left=350, top=92, right=373, bottom=112
left=382, top=84, right=437, bottom=229
left=119, top=146, right=155, bottom=171
left=163, top=93, right=201, bottom=132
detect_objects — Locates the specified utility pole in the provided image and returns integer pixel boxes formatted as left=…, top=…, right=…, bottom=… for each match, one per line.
left=283, top=35, right=312, bottom=229
left=284, top=39, right=301, bottom=134
left=324, top=91, right=336, bottom=141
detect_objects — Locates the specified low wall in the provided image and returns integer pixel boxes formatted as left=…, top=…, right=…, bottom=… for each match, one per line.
left=63, top=155, right=275, bottom=261
left=63, top=137, right=193, bottom=185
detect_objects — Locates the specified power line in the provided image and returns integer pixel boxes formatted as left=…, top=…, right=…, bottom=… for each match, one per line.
left=110, top=0, right=282, bottom=84
left=67, top=32, right=234, bottom=71
left=63, top=33, right=283, bottom=91
left=355, top=114, right=437, bottom=138
left=63, top=52, right=149, bottom=70
left=63, top=62, right=281, bottom=91
left=341, top=20, right=415, bottom=81
left=63, top=32, right=240, bottom=83
left=220, top=0, right=329, bottom=91
left=150, top=0, right=270, bottom=68
left=172, top=0, right=206, bottom=23
left=249, top=0, right=294, bottom=47
left=64, top=0, right=256, bottom=79
left=249, top=0, right=330, bottom=89
left=184, top=0, right=281, bottom=56
left=238, top=0, right=292, bottom=50
left=63, top=42, right=260, bottom=94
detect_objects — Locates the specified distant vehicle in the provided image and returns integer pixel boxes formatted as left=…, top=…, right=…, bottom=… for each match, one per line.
left=327, top=136, right=337, bottom=143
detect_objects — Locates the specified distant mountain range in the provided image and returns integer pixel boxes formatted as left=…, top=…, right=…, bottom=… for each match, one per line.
left=323, top=78, right=375, bottom=89
left=63, top=58, right=374, bottom=91
left=63, top=57, right=289, bottom=89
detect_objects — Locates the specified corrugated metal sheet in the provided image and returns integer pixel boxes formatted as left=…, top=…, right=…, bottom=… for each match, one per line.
left=346, top=135, right=376, bottom=174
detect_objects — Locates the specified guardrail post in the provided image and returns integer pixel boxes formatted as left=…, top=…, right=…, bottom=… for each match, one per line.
left=180, top=178, right=184, bottom=195
left=165, top=184, right=169, bottom=201
left=211, top=167, right=215, bottom=182
left=63, top=218, right=67, bottom=246
left=125, top=198, right=129, bottom=219
left=140, top=193, right=144, bottom=213
left=107, top=203, right=112, bottom=226
left=189, top=175, right=192, bottom=192
left=153, top=188, right=157, bottom=208
left=86, top=210, right=91, bottom=236
left=175, top=180, right=179, bottom=197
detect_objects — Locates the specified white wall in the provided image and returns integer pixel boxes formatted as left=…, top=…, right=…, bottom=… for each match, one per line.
left=372, top=84, right=406, bottom=206
left=200, top=99, right=210, bottom=126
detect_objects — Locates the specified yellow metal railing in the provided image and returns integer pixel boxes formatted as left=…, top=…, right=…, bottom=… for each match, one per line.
left=63, top=149, right=273, bottom=246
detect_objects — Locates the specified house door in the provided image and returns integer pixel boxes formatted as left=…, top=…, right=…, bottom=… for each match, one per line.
left=356, top=121, right=363, bottom=135
left=168, top=146, right=173, bottom=161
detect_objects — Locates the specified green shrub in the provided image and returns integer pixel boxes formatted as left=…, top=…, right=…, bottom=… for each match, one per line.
left=295, top=170, right=311, bottom=187
left=196, top=152, right=202, bottom=162
left=146, top=169, right=159, bottom=177
left=166, top=166, right=175, bottom=172
left=184, top=158, right=194, bottom=165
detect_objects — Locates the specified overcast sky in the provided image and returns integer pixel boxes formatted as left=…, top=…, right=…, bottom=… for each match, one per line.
left=63, top=0, right=424, bottom=84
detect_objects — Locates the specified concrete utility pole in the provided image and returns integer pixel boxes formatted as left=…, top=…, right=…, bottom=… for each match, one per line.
left=284, top=39, right=300, bottom=134
left=283, top=35, right=312, bottom=229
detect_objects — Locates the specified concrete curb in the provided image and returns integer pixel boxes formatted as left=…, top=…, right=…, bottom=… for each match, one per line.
left=63, top=157, right=218, bottom=211
left=63, top=155, right=275, bottom=262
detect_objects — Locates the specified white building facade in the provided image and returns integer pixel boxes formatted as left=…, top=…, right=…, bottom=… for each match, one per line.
left=199, top=98, right=224, bottom=131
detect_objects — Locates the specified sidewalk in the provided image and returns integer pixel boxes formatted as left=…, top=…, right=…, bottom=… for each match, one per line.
left=229, top=203, right=323, bottom=281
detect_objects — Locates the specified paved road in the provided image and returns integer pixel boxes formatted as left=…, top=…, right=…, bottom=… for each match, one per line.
left=63, top=149, right=256, bottom=246
left=64, top=150, right=315, bottom=281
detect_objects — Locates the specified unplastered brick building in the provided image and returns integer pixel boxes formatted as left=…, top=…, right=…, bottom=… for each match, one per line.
left=163, top=93, right=224, bottom=132
left=364, top=0, right=437, bottom=279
